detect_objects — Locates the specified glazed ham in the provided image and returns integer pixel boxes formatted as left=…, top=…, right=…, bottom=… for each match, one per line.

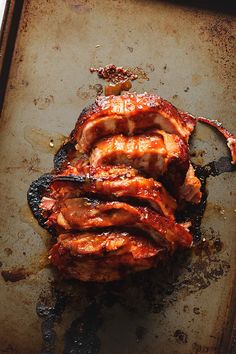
left=49, top=231, right=167, bottom=281
left=73, top=93, right=196, bottom=153
left=28, top=92, right=235, bottom=281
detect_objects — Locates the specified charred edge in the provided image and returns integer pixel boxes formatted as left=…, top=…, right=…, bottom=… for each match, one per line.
left=36, top=288, right=67, bottom=353
left=197, top=155, right=236, bottom=176
left=53, top=140, right=76, bottom=172
left=27, top=173, right=55, bottom=234
left=63, top=302, right=102, bottom=354
left=73, top=103, right=99, bottom=132
left=179, top=156, right=236, bottom=243
left=53, top=175, right=86, bottom=184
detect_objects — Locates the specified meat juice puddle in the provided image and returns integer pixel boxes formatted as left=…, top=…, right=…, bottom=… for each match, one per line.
left=24, top=126, right=66, bottom=154
left=1, top=205, right=52, bottom=283
left=18, top=205, right=51, bottom=272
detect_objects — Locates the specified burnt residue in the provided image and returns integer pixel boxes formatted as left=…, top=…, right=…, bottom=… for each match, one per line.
left=177, top=156, right=236, bottom=243
left=176, top=255, right=230, bottom=294
left=192, top=342, right=215, bottom=353
left=36, top=288, right=67, bottom=354
left=27, top=173, right=54, bottom=233
left=30, top=151, right=234, bottom=353
left=174, top=329, right=188, bottom=344
left=135, top=326, right=147, bottom=342
left=33, top=95, right=54, bottom=110
left=35, top=233, right=230, bottom=351
left=63, top=302, right=102, bottom=354
left=1, top=267, right=30, bottom=282
left=53, top=141, right=76, bottom=172
left=193, top=307, right=200, bottom=315
left=193, top=233, right=224, bottom=257
left=4, top=248, right=13, bottom=256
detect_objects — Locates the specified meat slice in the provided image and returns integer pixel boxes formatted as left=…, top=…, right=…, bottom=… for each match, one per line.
left=45, top=198, right=192, bottom=250
left=73, top=93, right=196, bottom=152
left=89, top=130, right=189, bottom=186
left=47, top=165, right=177, bottom=218
left=49, top=231, right=167, bottom=281
left=178, top=164, right=202, bottom=204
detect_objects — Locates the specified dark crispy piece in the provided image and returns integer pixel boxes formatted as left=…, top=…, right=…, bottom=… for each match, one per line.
left=49, top=231, right=167, bottom=281
left=27, top=173, right=54, bottom=233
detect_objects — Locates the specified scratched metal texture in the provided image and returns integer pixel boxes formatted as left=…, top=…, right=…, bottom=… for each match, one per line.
left=0, top=1, right=235, bottom=353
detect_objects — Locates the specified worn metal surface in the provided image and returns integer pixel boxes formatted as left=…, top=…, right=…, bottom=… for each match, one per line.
left=0, top=1, right=235, bottom=353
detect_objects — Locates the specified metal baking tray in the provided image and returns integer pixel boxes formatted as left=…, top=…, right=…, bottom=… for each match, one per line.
left=0, top=1, right=235, bottom=353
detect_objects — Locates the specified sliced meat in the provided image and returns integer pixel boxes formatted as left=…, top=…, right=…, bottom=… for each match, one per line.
left=47, top=165, right=177, bottom=218
left=49, top=231, right=167, bottom=281
left=178, top=164, right=202, bottom=204
left=89, top=130, right=189, bottom=186
left=45, top=197, right=192, bottom=250
left=73, top=93, right=196, bottom=152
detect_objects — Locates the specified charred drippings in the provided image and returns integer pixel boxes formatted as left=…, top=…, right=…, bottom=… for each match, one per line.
left=35, top=235, right=230, bottom=351
left=193, top=307, right=200, bottom=315
left=177, top=156, right=236, bottom=243
left=27, top=173, right=54, bottom=234
left=53, top=141, right=76, bottom=172
left=1, top=267, right=30, bottom=282
left=36, top=288, right=67, bottom=354
left=63, top=302, right=102, bottom=354
left=135, top=326, right=147, bottom=342
left=193, top=235, right=224, bottom=257
left=174, top=329, right=188, bottom=344
left=196, top=155, right=236, bottom=177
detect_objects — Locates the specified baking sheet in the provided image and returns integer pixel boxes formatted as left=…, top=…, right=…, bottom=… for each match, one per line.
left=0, top=1, right=235, bottom=353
